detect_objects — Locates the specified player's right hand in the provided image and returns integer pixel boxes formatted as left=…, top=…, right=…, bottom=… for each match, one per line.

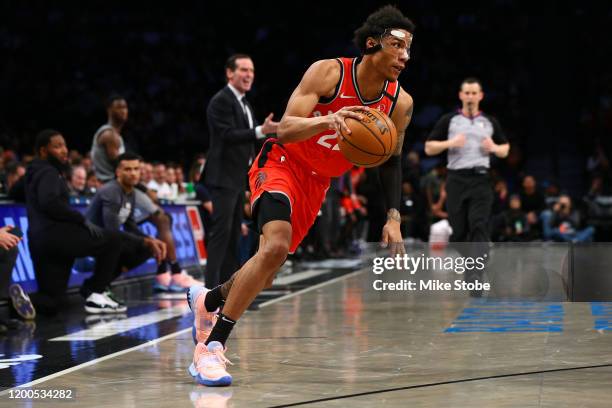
left=328, top=106, right=368, bottom=135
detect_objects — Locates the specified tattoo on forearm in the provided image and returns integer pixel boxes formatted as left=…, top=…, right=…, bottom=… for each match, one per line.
left=220, top=272, right=237, bottom=299
left=394, top=131, right=405, bottom=155
left=394, top=103, right=414, bottom=155
left=387, top=208, right=401, bottom=223
left=406, top=102, right=414, bottom=123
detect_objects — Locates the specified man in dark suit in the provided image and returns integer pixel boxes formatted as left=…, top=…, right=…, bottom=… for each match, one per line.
left=202, top=54, right=279, bottom=288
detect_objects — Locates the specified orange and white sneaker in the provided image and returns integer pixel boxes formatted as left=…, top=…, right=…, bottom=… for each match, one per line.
left=171, top=271, right=204, bottom=290
left=187, top=286, right=218, bottom=345
left=188, top=341, right=233, bottom=386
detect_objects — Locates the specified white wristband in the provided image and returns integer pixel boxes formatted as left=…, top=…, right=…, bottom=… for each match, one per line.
left=255, top=125, right=266, bottom=140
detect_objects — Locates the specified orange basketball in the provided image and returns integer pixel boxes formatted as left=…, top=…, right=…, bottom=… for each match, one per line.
left=337, top=109, right=398, bottom=168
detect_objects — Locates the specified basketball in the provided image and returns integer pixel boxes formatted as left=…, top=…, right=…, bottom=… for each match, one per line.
left=337, top=108, right=398, bottom=168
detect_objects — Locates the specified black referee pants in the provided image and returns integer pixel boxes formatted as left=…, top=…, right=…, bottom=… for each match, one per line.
left=446, top=171, right=493, bottom=265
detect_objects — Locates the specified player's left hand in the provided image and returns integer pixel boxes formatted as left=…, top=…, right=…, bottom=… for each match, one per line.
left=481, top=137, right=496, bottom=153
left=381, top=220, right=406, bottom=256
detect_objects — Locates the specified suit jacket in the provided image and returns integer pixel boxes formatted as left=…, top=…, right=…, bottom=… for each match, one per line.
left=202, top=86, right=259, bottom=192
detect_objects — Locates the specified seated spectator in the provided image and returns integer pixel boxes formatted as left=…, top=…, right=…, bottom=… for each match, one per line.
left=140, top=161, right=154, bottom=186
left=0, top=225, right=35, bottom=334
left=193, top=153, right=206, bottom=169
left=338, top=180, right=367, bottom=255
left=86, top=170, right=101, bottom=194
left=498, top=194, right=531, bottom=241
left=4, top=162, right=25, bottom=194
left=421, top=163, right=448, bottom=222
left=190, top=161, right=213, bottom=214
left=541, top=194, right=595, bottom=243
left=5, top=161, right=26, bottom=201
left=584, top=173, right=612, bottom=240
left=165, top=163, right=179, bottom=200
left=520, top=175, right=545, bottom=236
left=544, top=180, right=561, bottom=208
left=173, top=163, right=187, bottom=199
left=69, top=149, right=83, bottom=164
left=101, top=153, right=203, bottom=293
left=25, top=129, right=126, bottom=315
left=492, top=179, right=509, bottom=216
left=81, top=153, right=93, bottom=173
left=86, top=153, right=172, bottom=290
left=22, top=154, right=34, bottom=166
left=399, top=180, right=427, bottom=241
left=147, top=162, right=173, bottom=199
left=69, top=165, right=96, bottom=198
left=402, top=150, right=421, bottom=188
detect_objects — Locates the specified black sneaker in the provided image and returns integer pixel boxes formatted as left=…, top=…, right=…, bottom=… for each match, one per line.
left=84, top=292, right=128, bottom=314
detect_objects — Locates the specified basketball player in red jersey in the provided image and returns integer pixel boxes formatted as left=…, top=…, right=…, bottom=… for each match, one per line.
left=188, top=5, right=415, bottom=386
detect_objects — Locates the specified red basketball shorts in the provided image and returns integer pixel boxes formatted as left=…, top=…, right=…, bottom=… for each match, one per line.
left=249, top=140, right=329, bottom=253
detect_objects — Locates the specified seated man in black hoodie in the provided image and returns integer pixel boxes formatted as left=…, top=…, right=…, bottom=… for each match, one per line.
left=26, top=129, right=126, bottom=315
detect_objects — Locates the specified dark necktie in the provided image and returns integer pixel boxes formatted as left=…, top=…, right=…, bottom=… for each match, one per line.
left=241, top=96, right=251, bottom=128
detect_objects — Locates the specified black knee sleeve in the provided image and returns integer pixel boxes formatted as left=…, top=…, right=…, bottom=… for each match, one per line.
left=253, top=192, right=291, bottom=233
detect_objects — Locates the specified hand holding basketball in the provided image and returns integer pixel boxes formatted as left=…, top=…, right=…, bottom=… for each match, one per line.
left=327, top=106, right=367, bottom=135
left=337, top=108, right=398, bottom=168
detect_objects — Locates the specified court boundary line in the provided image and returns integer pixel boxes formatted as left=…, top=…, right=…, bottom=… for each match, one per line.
left=259, top=268, right=366, bottom=308
left=0, top=327, right=191, bottom=396
left=269, top=362, right=612, bottom=407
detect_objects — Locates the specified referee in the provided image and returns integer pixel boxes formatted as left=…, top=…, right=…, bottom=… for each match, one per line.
left=425, top=77, right=509, bottom=258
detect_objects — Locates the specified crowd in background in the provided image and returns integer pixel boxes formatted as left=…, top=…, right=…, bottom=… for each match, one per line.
left=2, top=137, right=612, bottom=264
left=1, top=3, right=612, bottom=261
left=2, top=4, right=611, bottom=195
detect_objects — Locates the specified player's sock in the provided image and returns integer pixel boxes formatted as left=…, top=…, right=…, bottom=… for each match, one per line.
left=205, top=313, right=235, bottom=347
left=156, top=261, right=168, bottom=274
left=170, top=260, right=182, bottom=274
left=204, top=286, right=224, bottom=312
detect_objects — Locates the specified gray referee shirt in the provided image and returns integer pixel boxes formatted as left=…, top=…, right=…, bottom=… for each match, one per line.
left=428, top=110, right=507, bottom=170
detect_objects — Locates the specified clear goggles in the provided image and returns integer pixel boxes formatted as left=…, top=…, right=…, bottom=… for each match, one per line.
left=378, top=28, right=413, bottom=59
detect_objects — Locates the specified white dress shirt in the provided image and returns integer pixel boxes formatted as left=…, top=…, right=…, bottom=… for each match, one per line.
left=227, top=83, right=265, bottom=139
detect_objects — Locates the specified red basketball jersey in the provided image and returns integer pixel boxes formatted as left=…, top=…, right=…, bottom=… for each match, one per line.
left=282, top=57, right=401, bottom=178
